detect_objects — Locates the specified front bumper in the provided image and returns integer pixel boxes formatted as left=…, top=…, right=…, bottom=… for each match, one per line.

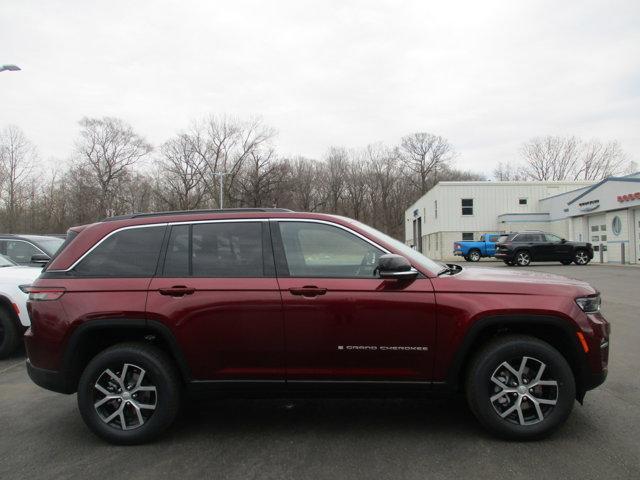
left=26, top=360, right=74, bottom=394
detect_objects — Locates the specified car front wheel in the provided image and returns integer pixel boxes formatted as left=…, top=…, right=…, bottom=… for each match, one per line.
left=574, top=250, right=590, bottom=265
left=465, top=335, right=575, bottom=440
left=77, top=342, right=182, bottom=445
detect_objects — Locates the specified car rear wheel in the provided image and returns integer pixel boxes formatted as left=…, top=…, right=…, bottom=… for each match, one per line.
left=574, top=250, right=590, bottom=265
left=465, top=335, right=575, bottom=440
left=0, top=308, right=21, bottom=359
left=468, top=249, right=481, bottom=262
left=77, top=342, right=182, bottom=445
left=515, top=251, right=531, bottom=266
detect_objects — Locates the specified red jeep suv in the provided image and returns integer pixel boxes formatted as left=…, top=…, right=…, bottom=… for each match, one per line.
left=24, top=209, right=610, bottom=444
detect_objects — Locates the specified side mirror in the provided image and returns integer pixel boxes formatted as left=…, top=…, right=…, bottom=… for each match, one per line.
left=561, top=238, right=567, bottom=243
left=31, top=254, right=50, bottom=265
left=376, top=254, right=418, bottom=280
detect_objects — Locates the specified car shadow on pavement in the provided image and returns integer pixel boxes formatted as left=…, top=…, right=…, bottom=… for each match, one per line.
left=169, top=395, right=486, bottom=441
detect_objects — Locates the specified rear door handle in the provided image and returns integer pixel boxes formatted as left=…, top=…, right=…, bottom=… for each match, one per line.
left=158, top=286, right=196, bottom=297
left=289, top=286, right=327, bottom=297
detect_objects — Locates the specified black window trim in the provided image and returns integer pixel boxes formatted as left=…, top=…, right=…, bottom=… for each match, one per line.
left=271, top=218, right=390, bottom=279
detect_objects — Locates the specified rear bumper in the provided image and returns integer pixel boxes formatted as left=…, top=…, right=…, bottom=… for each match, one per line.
left=453, top=250, right=464, bottom=256
left=26, top=360, right=74, bottom=394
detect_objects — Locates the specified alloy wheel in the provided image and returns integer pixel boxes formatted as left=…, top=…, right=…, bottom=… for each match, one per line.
left=470, top=251, right=480, bottom=262
left=575, top=251, right=589, bottom=265
left=489, top=356, right=558, bottom=425
left=516, top=252, right=530, bottom=266
left=93, top=363, right=158, bottom=431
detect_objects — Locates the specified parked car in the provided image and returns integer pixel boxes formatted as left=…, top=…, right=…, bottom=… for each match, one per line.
left=0, top=234, right=65, bottom=266
left=495, top=231, right=594, bottom=266
left=453, top=232, right=501, bottom=262
left=24, top=209, right=609, bottom=444
left=0, top=254, right=42, bottom=358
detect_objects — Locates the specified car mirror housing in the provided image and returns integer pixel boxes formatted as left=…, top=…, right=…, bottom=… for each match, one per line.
left=30, top=254, right=50, bottom=265
left=376, top=254, right=418, bottom=280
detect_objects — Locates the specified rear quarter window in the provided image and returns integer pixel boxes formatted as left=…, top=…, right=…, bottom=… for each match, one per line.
left=73, top=226, right=166, bottom=277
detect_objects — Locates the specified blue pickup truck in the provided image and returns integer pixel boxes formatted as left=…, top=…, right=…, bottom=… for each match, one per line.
left=453, top=233, right=502, bottom=262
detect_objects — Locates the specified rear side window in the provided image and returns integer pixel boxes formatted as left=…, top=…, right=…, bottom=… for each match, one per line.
left=74, top=226, right=166, bottom=277
left=163, top=222, right=265, bottom=277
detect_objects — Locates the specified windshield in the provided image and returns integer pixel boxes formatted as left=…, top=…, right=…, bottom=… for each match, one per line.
left=34, top=237, right=65, bottom=255
left=347, top=219, right=444, bottom=275
left=0, top=254, right=17, bottom=267
left=497, top=235, right=510, bottom=243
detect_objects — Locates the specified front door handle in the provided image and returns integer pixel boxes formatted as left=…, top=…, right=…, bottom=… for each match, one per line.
left=158, top=286, right=196, bottom=297
left=289, top=286, right=327, bottom=297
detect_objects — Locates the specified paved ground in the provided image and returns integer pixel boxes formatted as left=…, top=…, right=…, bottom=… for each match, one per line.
left=1, top=262, right=639, bottom=480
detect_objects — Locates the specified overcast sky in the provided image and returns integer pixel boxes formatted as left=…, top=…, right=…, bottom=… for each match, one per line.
left=1, top=0, right=639, bottom=174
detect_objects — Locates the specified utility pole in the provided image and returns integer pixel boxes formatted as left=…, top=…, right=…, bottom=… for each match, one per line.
left=213, top=172, right=229, bottom=209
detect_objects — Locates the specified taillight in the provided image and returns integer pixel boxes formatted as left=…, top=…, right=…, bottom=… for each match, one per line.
left=26, top=287, right=66, bottom=301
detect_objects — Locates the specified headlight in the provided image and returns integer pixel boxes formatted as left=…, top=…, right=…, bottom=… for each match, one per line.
left=576, top=294, right=601, bottom=313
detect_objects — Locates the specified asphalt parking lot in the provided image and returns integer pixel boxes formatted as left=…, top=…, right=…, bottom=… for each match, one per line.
left=1, top=263, right=639, bottom=480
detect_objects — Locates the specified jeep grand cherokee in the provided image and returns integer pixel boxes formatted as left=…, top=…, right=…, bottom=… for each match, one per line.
left=24, top=209, right=610, bottom=444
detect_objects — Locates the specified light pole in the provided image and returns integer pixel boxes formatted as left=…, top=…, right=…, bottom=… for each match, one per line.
left=213, top=172, right=229, bottom=209
left=0, top=64, right=21, bottom=73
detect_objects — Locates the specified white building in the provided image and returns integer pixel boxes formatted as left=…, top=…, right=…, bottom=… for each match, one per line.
left=404, top=173, right=640, bottom=264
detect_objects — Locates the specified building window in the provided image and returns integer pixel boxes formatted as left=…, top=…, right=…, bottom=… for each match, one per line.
left=462, top=232, right=474, bottom=241
left=591, top=225, right=599, bottom=232
left=434, top=200, right=438, bottom=219
left=612, top=216, right=622, bottom=236
left=519, top=198, right=527, bottom=205
left=461, top=198, right=473, bottom=216
left=600, top=224, right=606, bottom=231
left=600, top=235, right=607, bottom=241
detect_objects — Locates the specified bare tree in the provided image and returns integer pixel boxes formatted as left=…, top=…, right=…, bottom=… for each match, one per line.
left=492, top=162, right=526, bottom=181
left=575, top=140, right=628, bottom=180
left=519, top=136, right=633, bottom=181
left=75, top=117, right=152, bottom=216
left=0, top=126, right=37, bottom=231
left=156, top=133, right=208, bottom=210
left=400, top=133, right=455, bottom=193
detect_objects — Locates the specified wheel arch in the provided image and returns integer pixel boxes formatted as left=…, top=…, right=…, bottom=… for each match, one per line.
left=61, top=319, right=191, bottom=394
left=446, top=314, right=590, bottom=402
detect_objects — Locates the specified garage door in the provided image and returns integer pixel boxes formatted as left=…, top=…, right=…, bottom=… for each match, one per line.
left=588, top=215, right=607, bottom=263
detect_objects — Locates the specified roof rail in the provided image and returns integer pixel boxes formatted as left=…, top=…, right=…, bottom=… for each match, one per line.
left=102, top=208, right=294, bottom=222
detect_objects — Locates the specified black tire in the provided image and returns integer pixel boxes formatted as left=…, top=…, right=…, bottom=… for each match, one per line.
left=573, top=249, right=590, bottom=265
left=514, top=250, right=531, bottom=266
left=468, top=249, right=481, bottom=262
left=0, top=307, right=21, bottom=359
left=463, top=256, right=471, bottom=262
left=77, top=342, right=182, bottom=445
left=560, top=260, right=572, bottom=265
left=465, top=335, right=575, bottom=440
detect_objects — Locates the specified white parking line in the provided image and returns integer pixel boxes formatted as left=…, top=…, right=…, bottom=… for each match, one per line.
left=0, top=361, right=23, bottom=375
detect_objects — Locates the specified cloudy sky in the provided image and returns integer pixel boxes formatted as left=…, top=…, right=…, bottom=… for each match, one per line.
left=1, top=0, right=639, bottom=173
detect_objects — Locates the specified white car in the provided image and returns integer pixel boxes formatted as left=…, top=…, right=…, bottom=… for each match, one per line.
left=0, top=254, right=41, bottom=358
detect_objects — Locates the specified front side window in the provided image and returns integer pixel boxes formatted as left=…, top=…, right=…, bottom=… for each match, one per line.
left=74, top=226, right=165, bottom=277
left=164, top=222, right=265, bottom=277
left=279, top=222, right=383, bottom=278
left=0, top=240, right=43, bottom=264
left=488, top=235, right=499, bottom=242
left=461, top=198, right=473, bottom=216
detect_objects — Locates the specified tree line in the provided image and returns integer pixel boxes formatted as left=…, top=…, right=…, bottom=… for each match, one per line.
left=0, top=117, right=634, bottom=239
